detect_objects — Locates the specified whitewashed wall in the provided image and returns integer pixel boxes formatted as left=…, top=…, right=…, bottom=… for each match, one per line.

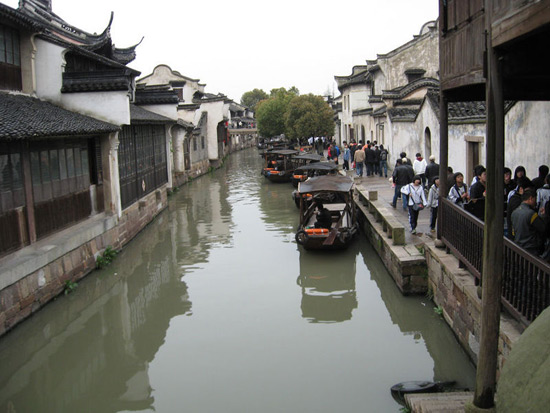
left=505, top=101, right=550, bottom=178
left=34, top=39, right=131, bottom=125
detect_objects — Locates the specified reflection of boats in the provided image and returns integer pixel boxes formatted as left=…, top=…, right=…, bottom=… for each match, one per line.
left=295, top=175, right=359, bottom=250
left=261, top=149, right=299, bottom=183
left=297, top=246, right=357, bottom=323
left=291, top=159, right=336, bottom=188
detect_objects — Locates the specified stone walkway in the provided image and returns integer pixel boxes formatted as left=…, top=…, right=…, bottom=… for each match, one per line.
left=346, top=170, right=434, bottom=246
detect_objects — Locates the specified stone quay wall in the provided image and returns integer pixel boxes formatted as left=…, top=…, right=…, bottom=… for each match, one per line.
left=0, top=187, right=168, bottom=337
left=425, top=243, right=521, bottom=372
left=355, top=187, right=522, bottom=371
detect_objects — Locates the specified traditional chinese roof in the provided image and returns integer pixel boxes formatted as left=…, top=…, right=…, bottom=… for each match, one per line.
left=0, top=3, right=44, bottom=31
left=134, top=85, right=179, bottom=105
left=19, top=0, right=140, bottom=65
left=334, top=66, right=372, bottom=91
left=177, top=119, right=195, bottom=130
left=0, top=92, right=119, bottom=140
left=130, top=104, right=174, bottom=124
left=382, top=77, right=440, bottom=100
left=192, top=91, right=229, bottom=104
left=425, top=89, right=516, bottom=123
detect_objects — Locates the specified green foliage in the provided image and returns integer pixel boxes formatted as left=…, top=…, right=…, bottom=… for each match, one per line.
left=284, top=94, right=335, bottom=141
left=96, top=246, right=118, bottom=269
left=240, top=88, right=269, bottom=112
left=64, top=280, right=78, bottom=295
left=399, top=407, right=411, bottom=413
left=256, top=88, right=333, bottom=142
left=256, top=87, right=299, bottom=138
left=434, top=305, right=443, bottom=316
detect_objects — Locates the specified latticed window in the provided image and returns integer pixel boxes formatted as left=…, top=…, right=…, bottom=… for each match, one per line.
left=0, top=24, right=22, bottom=90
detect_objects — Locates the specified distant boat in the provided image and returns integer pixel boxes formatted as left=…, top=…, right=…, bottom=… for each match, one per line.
left=261, top=149, right=299, bottom=183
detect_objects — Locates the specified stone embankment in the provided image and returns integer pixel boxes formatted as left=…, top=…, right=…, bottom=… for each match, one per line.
left=351, top=173, right=522, bottom=412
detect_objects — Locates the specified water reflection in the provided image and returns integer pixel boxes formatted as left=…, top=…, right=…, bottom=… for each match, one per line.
left=0, top=149, right=475, bottom=413
left=0, top=213, right=192, bottom=412
left=360, top=249, right=476, bottom=390
left=297, top=246, right=358, bottom=323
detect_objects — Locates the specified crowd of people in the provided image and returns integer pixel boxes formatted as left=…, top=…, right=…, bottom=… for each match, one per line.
left=304, top=137, right=549, bottom=261
left=389, top=153, right=550, bottom=261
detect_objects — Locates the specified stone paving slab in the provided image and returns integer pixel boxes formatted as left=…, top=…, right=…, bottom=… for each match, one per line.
left=406, top=392, right=474, bottom=412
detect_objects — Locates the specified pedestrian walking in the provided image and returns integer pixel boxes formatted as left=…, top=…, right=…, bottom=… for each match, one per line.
left=401, top=176, right=427, bottom=234
left=379, top=145, right=389, bottom=177
left=425, top=155, right=439, bottom=188
left=354, top=144, right=365, bottom=177
left=391, top=158, right=414, bottom=210
left=413, top=153, right=427, bottom=187
left=342, top=141, right=350, bottom=171
left=426, top=176, right=440, bottom=232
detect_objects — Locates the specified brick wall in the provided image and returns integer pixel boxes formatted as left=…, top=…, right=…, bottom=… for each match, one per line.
left=0, top=188, right=168, bottom=337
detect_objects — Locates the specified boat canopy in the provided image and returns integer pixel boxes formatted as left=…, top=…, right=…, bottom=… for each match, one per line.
left=266, top=149, right=299, bottom=156
left=295, top=162, right=338, bottom=172
left=298, top=175, right=354, bottom=194
left=293, top=153, right=324, bottom=162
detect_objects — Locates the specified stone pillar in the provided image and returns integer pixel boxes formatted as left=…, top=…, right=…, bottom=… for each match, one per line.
left=102, top=132, right=122, bottom=218
left=172, top=126, right=184, bottom=173
left=165, top=124, right=173, bottom=190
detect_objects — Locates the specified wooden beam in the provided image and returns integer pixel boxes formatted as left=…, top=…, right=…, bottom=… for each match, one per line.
left=473, top=1, right=505, bottom=406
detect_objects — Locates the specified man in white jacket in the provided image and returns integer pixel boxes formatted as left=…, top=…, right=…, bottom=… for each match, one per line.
left=413, top=153, right=427, bottom=187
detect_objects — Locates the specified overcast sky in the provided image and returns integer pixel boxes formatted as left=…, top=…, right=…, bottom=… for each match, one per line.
left=6, top=0, right=438, bottom=102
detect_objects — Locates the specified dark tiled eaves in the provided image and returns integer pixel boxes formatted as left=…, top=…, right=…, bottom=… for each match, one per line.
left=0, top=92, right=119, bottom=140
left=352, top=108, right=373, bottom=116
left=388, top=107, right=419, bottom=122
left=0, top=3, right=44, bottom=31
left=382, top=77, right=439, bottom=100
left=134, top=89, right=179, bottom=105
left=62, top=71, right=135, bottom=93
left=177, top=119, right=195, bottom=130
left=425, top=89, right=516, bottom=123
left=372, top=105, right=387, bottom=117
left=130, top=104, right=174, bottom=124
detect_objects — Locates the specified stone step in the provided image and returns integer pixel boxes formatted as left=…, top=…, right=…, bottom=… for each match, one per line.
left=405, top=392, right=474, bottom=412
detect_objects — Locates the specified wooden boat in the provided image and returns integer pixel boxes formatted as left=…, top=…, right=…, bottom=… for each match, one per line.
left=295, top=175, right=359, bottom=250
left=292, top=160, right=338, bottom=188
left=292, top=162, right=340, bottom=208
left=262, top=149, right=299, bottom=183
left=291, top=154, right=326, bottom=187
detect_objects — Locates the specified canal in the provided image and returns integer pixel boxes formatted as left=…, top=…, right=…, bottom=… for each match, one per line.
left=0, top=148, right=475, bottom=412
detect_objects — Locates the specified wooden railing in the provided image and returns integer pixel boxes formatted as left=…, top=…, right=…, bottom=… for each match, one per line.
left=440, top=198, right=550, bottom=327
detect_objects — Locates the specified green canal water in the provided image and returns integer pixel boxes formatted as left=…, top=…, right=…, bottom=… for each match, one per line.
left=0, top=148, right=475, bottom=412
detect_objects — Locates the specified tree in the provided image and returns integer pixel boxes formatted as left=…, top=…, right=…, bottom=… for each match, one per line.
left=240, top=88, right=269, bottom=112
left=285, top=94, right=335, bottom=142
left=256, top=87, right=299, bottom=138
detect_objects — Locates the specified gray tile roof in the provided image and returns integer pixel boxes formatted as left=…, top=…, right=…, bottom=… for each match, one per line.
left=0, top=92, right=119, bottom=140
left=130, top=104, right=174, bottom=124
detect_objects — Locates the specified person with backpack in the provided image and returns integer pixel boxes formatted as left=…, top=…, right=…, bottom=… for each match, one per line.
left=379, top=145, right=389, bottom=177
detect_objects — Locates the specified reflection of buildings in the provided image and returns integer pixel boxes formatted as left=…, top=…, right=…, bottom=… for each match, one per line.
left=297, top=246, right=358, bottom=323
left=0, top=213, right=191, bottom=412
left=359, top=248, right=475, bottom=387
left=171, top=167, right=232, bottom=271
